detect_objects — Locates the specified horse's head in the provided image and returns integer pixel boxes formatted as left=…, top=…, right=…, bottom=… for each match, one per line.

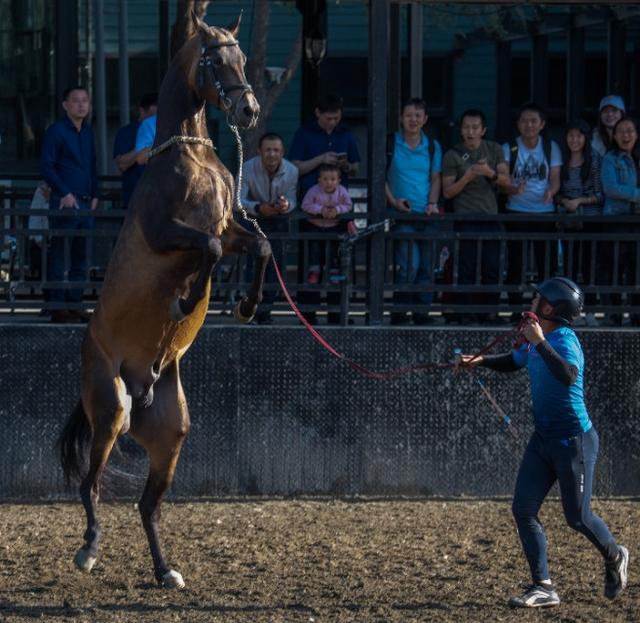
left=187, top=14, right=259, bottom=129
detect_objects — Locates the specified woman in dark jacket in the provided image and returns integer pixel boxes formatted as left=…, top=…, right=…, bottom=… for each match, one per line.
left=556, top=120, right=603, bottom=326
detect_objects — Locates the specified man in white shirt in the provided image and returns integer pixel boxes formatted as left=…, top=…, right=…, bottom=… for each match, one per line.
left=502, top=103, right=562, bottom=318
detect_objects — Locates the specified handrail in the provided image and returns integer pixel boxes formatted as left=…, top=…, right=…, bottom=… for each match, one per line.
left=2, top=173, right=640, bottom=325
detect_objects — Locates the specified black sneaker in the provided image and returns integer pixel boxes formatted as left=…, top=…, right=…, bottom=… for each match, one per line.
left=605, top=545, right=629, bottom=599
left=509, top=584, right=560, bottom=608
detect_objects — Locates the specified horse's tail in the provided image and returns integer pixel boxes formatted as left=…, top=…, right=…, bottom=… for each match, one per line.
left=57, top=400, right=92, bottom=486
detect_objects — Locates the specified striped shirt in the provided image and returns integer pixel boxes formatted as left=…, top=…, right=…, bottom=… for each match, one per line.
left=559, top=151, right=603, bottom=216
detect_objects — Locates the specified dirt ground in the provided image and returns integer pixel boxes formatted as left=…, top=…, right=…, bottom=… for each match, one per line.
left=0, top=499, right=637, bottom=623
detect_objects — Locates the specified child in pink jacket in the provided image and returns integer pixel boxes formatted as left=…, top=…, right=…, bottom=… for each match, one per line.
left=301, top=163, right=353, bottom=283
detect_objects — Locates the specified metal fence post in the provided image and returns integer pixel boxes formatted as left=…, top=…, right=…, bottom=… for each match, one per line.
left=367, top=0, right=389, bottom=325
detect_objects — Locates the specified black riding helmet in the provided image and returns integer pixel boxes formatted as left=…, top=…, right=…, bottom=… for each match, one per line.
left=533, top=277, right=584, bottom=325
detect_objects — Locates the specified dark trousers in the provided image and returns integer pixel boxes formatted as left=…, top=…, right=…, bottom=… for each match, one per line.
left=505, top=216, right=558, bottom=308
left=239, top=216, right=288, bottom=314
left=454, top=220, right=502, bottom=312
left=47, top=206, right=94, bottom=305
left=512, top=428, right=619, bottom=583
left=298, top=219, right=346, bottom=324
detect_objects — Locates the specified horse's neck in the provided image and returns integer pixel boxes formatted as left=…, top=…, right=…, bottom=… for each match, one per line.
left=155, top=66, right=208, bottom=143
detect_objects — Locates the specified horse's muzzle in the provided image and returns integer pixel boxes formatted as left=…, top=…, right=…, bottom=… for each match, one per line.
left=234, top=93, right=260, bottom=129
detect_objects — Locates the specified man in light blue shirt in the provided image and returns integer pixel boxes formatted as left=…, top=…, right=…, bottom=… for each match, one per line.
left=385, top=98, right=442, bottom=325
left=134, top=113, right=157, bottom=166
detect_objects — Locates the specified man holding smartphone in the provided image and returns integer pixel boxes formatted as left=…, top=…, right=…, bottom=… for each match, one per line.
left=288, top=94, right=361, bottom=196
left=237, top=132, right=298, bottom=324
left=385, top=97, right=442, bottom=325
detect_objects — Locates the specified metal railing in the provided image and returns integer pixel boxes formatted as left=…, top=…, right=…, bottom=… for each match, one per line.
left=2, top=174, right=640, bottom=325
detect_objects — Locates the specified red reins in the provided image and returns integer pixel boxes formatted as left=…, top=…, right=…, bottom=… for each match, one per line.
left=271, top=257, right=533, bottom=381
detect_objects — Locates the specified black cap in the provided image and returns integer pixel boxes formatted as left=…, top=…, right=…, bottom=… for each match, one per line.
left=533, top=277, right=584, bottom=325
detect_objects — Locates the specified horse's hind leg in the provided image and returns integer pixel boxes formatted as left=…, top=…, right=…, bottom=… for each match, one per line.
left=129, top=359, right=189, bottom=588
left=75, top=341, right=129, bottom=572
left=221, top=220, right=272, bottom=322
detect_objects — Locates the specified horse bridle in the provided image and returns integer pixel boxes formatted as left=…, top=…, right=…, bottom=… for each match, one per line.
left=197, top=35, right=254, bottom=119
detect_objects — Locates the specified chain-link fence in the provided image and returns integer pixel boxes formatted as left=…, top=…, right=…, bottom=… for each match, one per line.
left=1, top=325, right=638, bottom=500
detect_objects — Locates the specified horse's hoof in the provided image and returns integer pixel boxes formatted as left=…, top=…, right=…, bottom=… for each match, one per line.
left=73, top=548, right=97, bottom=573
left=169, top=298, right=187, bottom=322
left=233, top=299, right=255, bottom=324
left=162, top=569, right=185, bottom=589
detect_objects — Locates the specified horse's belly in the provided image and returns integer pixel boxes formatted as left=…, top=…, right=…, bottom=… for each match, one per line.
left=164, top=282, right=211, bottom=360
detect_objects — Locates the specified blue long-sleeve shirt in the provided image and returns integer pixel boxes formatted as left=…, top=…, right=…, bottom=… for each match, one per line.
left=40, top=115, right=97, bottom=200
left=601, top=149, right=640, bottom=215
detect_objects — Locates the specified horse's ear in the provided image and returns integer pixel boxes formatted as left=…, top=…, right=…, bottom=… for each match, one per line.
left=190, top=9, right=203, bottom=35
left=226, top=12, right=242, bottom=38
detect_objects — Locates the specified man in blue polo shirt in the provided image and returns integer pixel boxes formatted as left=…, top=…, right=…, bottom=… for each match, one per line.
left=41, top=85, right=98, bottom=323
left=385, top=98, right=442, bottom=325
left=113, top=92, right=157, bottom=209
left=461, top=278, right=629, bottom=609
left=288, top=94, right=360, bottom=324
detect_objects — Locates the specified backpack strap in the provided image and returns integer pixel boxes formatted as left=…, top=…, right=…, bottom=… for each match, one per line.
left=386, top=132, right=395, bottom=173
left=508, top=142, right=518, bottom=176
left=509, top=138, right=553, bottom=176
left=542, top=137, right=553, bottom=172
left=427, top=135, right=435, bottom=177
left=386, top=131, right=437, bottom=178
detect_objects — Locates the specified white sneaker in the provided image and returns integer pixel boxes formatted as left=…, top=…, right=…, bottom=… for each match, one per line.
left=605, top=545, right=629, bottom=599
left=585, top=313, right=600, bottom=327
left=509, top=584, right=560, bottom=608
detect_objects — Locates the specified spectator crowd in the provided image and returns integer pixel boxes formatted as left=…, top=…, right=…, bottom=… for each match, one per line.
left=37, top=86, right=640, bottom=326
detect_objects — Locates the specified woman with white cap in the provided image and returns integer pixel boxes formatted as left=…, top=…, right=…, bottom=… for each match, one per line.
left=600, top=116, right=640, bottom=326
left=592, top=95, right=626, bottom=157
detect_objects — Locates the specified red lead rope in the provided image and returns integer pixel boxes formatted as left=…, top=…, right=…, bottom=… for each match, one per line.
left=271, top=257, right=535, bottom=380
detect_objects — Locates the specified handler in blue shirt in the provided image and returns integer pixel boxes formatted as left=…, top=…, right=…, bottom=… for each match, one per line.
left=113, top=92, right=157, bottom=209
left=41, top=85, right=97, bottom=323
left=288, top=94, right=360, bottom=195
left=461, top=277, right=629, bottom=608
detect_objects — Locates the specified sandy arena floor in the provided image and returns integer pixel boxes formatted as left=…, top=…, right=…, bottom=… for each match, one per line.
left=0, top=499, right=637, bottom=622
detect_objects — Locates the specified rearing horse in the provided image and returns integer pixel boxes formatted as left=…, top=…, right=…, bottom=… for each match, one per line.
left=58, top=15, right=268, bottom=589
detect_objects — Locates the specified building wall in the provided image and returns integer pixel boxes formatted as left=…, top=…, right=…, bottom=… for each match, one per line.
left=2, top=2, right=639, bottom=173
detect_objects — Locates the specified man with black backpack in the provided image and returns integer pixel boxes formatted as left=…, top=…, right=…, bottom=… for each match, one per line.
left=502, top=103, right=562, bottom=321
left=442, top=109, right=510, bottom=324
left=385, top=98, right=442, bottom=325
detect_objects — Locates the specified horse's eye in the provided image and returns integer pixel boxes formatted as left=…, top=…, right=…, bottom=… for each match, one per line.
left=213, top=56, right=223, bottom=67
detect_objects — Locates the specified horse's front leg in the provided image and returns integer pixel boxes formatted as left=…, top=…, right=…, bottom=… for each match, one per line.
left=221, top=220, right=272, bottom=323
left=143, top=217, right=223, bottom=321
